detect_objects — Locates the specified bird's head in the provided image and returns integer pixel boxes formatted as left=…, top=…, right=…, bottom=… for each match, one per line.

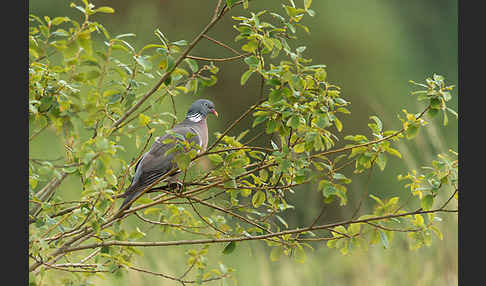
left=186, top=99, right=218, bottom=121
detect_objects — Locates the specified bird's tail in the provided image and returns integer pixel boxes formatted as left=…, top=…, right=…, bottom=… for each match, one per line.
left=117, top=191, right=137, bottom=212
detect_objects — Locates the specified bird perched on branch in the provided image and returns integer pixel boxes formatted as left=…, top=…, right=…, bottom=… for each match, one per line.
left=118, top=99, right=218, bottom=211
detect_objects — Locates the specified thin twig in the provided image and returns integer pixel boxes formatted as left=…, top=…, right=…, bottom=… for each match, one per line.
left=126, top=264, right=228, bottom=284
left=205, top=99, right=266, bottom=153
left=365, top=222, right=420, bottom=233
left=167, top=86, right=178, bottom=128
left=351, top=157, right=377, bottom=219
left=186, top=54, right=247, bottom=62
left=202, top=34, right=243, bottom=56
left=29, top=125, right=48, bottom=142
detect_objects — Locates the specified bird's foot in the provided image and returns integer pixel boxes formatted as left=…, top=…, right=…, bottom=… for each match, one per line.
left=168, top=181, right=184, bottom=193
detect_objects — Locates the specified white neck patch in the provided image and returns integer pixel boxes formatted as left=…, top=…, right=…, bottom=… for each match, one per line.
left=187, top=113, right=203, bottom=122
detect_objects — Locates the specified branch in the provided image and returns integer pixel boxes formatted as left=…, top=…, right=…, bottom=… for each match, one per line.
left=62, top=207, right=457, bottom=253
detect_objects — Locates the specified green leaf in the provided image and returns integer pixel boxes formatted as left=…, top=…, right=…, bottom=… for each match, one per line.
left=241, top=39, right=258, bottom=53
left=129, top=227, right=147, bottom=240
left=101, top=246, right=110, bottom=254
left=244, top=55, right=259, bottom=67
left=135, top=56, right=152, bottom=71
left=262, top=36, right=274, bottom=51
left=115, top=33, right=136, bottom=39
left=253, top=115, right=267, bottom=127
left=446, top=107, right=458, bottom=119
left=199, top=75, right=218, bottom=87
left=320, top=181, right=346, bottom=205
left=240, top=70, right=254, bottom=85
left=266, top=119, right=278, bottom=134
left=51, top=16, right=70, bottom=25
left=413, top=214, right=425, bottom=227
left=378, top=230, right=389, bottom=249
left=252, top=191, right=266, bottom=208
left=185, top=58, right=198, bottom=73
left=427, top=108, right=440, bottom=118
left=430, top=97, right=442, bottom=109
left=275, top=215, right=288, bottom=228
left=138, top=113, right=150, bottom=126
left=384, top=147, right=402, bottom=158
left=85, top=70, right=100, bottom=80
left=175, top=153, right=191, bottom=170
left=429, top=225, right=443, bottom=240
left=226, top=0, right=238, bottom=8
left=443, top=110, right=449, bottom=126
left=279, top=159, right=291, bottom=172
left=405, top=124, right=419, bottom=139
left=358, top=153, right=373, bottom=168
left=332, top=226, right=347, bottom=237
left=222, top=241, right=236, bottom=254
left=334, top=118, right=343, bottom=132
left=62, top=166, right=78, bottom=174
left=347, top=223, right=361, bottom=236
left=294, top=246, right=306, bottom=263
left=304, top=0, right=312, bottom=10
left=139, top=44, right=165, bottom=55
left=95, top=6, right=115, bottom=13
left=208, top=154, right=223, bottom=164
left=306, top=9, right=316, bottom=17
left=171, top=40, right=188, bottom=46
left=376, top=152, right=387, bottom=171
left=369, top=194, right=385, bottom=206
left=421, top=194, right=434, bottom=211
left=293, top=143, right=306, bottom=153
left=240, top=189, right=252, bottom=197
left=270, top=247, right=284, bottom=261
left=369, top=116, right=383, bottom=132
left=269, top=89, right=283, bottom=103
left=287, top=115, right=300, bottom=129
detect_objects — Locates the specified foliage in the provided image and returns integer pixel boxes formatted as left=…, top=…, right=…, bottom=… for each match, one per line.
left=29, top=0, right=458, bottom=285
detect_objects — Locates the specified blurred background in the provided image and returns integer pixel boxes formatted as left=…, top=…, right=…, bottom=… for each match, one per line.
left=29, top=0, right=458, bottom=285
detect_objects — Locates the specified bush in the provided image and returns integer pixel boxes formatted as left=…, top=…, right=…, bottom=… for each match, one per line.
left=29, top=0, right=458, bottom=285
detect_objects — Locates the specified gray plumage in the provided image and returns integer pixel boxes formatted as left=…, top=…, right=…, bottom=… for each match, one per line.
left=118, top=99, right=217, bottom=210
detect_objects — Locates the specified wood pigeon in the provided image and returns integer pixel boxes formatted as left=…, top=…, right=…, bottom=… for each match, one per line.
left=118, top=99, right=218, bottom=210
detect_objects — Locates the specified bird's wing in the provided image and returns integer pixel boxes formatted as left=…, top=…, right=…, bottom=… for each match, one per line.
left=125, top=125, right=203, bottom=194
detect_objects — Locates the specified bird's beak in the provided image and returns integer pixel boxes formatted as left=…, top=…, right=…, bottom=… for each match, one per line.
left=211, top=109, right=219, bottom=117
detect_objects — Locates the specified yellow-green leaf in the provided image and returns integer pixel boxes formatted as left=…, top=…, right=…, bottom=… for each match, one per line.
left=294, top=143, right=306, bottom=153
left=270, top=247, right=284, bottom=261
left=252, top=191, right=265, bottom=208
left=95, top=6, right=115, bottom=13
left=139, top=113, right=150, bottom=126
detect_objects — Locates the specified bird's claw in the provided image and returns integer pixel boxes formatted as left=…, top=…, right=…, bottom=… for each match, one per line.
left=168, top=181, right=184, bottom=193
